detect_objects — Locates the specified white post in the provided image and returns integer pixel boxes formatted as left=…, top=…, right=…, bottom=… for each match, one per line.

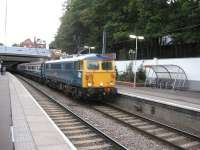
left=134, top=37, right=138, bottom=88
left=129, top=35, right=144, bottom=88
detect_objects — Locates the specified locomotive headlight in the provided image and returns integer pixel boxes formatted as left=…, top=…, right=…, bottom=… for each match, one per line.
left=100, top=82, right=103, bottom=86
left=88, top=82, right=92, bottom=87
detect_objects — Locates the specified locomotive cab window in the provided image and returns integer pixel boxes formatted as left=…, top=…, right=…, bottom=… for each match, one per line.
left=102, top=61, right=113, bottom=70
left=87, top=60, right=99, bottom=70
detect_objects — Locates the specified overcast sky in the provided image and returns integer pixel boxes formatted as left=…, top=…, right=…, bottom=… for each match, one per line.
left=0, top=0, right=65, bottom=46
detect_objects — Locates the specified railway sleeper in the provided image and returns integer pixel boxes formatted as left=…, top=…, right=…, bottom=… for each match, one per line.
left=72, top=138, right=104, bottom=145
left=60, top=125, right=87, bottom=130
left=54, top=118, right=77, bottom=123
left=119, top=116, right=136, bottom=121
left=172, top=138, right=198, bottom=147
left=56, top=121, right=81, bottom=126
left=43, top=108, right=66, bottom=112
left=166, top=136, right=186, bottom=142
left=130, top=121, right=148, bottom=126
left=180, top=141, right=200, bottom=149
left=76, top=143, right=112, bottom=150
left=49, top=113, right=71, bottom=117
left=146, top=128, right=164, bottom=134
left=41, top=106, right=62, bottom=110
left=68, top=133, right=97, bottom=140
left=111, top=114, right=129, bottom=118
left=156, top=132, right=176, bottom=138
left=51, top=116, right=74, bottom=120
left=138, top=124, right=157, bottom=130
left=64, top=128, right=91, bottom=134
left=73, top=140, right=109, bottom=149
left=64, top=130, right=94, bottom=136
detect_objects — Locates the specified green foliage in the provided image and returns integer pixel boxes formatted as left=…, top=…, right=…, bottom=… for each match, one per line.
left=137, top=67, right=146, bottom=83
left=117, top=62, right=146, bottom=83
left=53, top=0, right=200, bottom=54
left=12, top=43, right=19, bottom=47
left=117, top=63, right=134, bottom=82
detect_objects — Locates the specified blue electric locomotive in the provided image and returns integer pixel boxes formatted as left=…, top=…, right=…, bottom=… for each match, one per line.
left=17, top=54, right=117, bottom=98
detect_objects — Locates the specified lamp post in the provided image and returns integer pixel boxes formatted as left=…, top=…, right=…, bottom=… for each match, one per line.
left=84, top=46, right=95, bottom=54
left=129, top=35, right=144, bottom=88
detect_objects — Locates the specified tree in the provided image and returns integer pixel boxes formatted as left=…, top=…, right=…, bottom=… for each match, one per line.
left=53, top=0, right=200, bottom=58
left=12, top=43, right=19, bottom=47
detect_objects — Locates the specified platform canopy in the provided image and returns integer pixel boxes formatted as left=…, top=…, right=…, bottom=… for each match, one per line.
left=144, top=65, right=188, bottom=90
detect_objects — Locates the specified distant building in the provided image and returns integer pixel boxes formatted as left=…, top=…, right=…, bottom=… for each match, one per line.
left=33, top=37, right=46, bottom=48
left=20, top=37, right=46, bottom=48
left=20, top=39, right=34, bottom=48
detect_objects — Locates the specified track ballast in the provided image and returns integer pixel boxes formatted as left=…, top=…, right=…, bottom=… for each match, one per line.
left=93, top=104, right=200, bottom=150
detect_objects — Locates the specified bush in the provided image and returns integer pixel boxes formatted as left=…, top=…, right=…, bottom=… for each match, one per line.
left=137, top=67, right=146, bottom=83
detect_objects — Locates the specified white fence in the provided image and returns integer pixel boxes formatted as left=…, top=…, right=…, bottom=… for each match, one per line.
left=116, top=58, right=200, bottom=91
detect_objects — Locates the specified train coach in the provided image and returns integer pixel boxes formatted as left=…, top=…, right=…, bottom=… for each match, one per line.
left=17, top=54, right=117, bottom=99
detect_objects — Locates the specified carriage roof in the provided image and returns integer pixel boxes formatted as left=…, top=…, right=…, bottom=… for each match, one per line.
left=18, top=61, right=44, bottom=66
left=45, top=54, right=112, bottom=64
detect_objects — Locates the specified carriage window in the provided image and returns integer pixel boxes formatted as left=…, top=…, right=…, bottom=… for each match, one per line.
left=51, top=63, right=61, bottom=69
left=46, top=64, right=51, bottom=69
left=87, top=61, right=99, bottom=70
left=102, top=62, right=112, bottom=70
left=65, top=62, right=73, bottom=70
left=75, top=61, right=82, bottom=70
left=36, top=66, right=41, bottom=70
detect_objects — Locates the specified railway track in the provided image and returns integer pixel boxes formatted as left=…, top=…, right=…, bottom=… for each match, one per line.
left=93, top=104, right=200, bottom=150
left=17, top=75, right=200, bottom=149
left=17, top=75, right=127, bottom=150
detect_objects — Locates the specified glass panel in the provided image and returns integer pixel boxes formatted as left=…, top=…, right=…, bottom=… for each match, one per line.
left=102, top=61, right=112, bottom=70
left=87, top=61, right=99, bottom=70
left=65, top=62, right=73, bottom=70
left=46, top=64, right=51, bottom=69
left=51, top=63, right=61, bottom=69
left=74, top=61, right=82, bottom=70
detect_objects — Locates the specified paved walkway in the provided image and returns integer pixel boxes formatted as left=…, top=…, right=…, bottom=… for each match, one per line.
left=0, top=73, right=76, bottom=150
left=117, top=85, right=200, bottom=112
left=0, top=73, right=13, bottom=150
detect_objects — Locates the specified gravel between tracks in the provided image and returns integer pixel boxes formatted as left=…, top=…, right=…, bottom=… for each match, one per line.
left=19, top=77, right=176, bottom=150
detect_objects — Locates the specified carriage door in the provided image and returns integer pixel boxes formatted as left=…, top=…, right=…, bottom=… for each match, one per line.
left=41, top=63, right=45, bottom=79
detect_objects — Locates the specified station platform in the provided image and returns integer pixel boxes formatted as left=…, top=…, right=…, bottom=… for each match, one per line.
left=0, top=72, right=76, bottom=150
left=117, top=84, right=200, bottom=112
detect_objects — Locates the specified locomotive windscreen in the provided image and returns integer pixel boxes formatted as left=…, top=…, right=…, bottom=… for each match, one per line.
left=87, top=60, right=99, bottom=70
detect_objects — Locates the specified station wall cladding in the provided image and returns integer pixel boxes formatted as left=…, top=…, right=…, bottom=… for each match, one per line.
left=116, top=57, right=200, bottom=91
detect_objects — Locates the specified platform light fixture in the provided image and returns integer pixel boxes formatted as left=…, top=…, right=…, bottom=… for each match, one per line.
left=84, top=46, right=95, bottom=54
left=129, top=34, right=144, bottom=88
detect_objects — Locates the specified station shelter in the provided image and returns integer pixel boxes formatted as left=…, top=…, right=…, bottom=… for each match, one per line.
left=144, top=65, right=188, bottom=90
